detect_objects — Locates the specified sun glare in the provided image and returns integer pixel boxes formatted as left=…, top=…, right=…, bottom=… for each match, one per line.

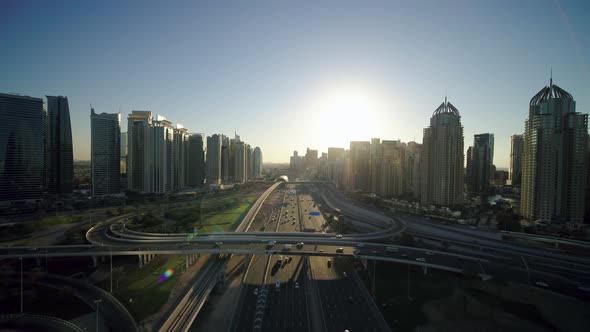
left=311, top=86, right=383, bottom=148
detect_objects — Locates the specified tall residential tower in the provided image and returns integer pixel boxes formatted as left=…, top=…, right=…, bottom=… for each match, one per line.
left=420, top=98, right=464, bottom=206
left=46, top=95, right=73, bottom=194
left=521, top=79, right=588, bottom=223
left=90, top=109, right=121, bottom=196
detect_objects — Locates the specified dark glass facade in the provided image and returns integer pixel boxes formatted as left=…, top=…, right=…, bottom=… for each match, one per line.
left=0, top=93, right=45, bottom=204
left=46, top=95, right=73, bottom=194
left=188, top=134, right=205, bottom=186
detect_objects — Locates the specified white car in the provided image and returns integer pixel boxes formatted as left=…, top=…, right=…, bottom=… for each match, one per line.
left=253, top=288, right=259, bottom=295
left=535, top=281, right=549, bottom=287
left=425, top=251, right=434, bottom=256
left=295, top=282, right=300, bottom=289
left=336, top=234, right=343, bottom=239
left=416, top=258, right=426, bottom=262
left=343, top=272, right=348, bottom=278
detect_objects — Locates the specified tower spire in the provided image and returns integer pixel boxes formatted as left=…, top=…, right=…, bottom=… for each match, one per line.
left=445, top=88, right=447, bottom=105
left=550, top=67, right=553, bottom=88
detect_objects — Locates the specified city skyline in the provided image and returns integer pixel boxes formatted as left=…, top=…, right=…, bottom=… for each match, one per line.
left=2, top=1, right=590, bottom=166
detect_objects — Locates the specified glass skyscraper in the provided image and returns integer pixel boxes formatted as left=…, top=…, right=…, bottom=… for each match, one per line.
left=46, top=95, right=73, bottom=194
left=91, top=109, right=121, bottom=196
left=0, top=93, right=45, bottom=205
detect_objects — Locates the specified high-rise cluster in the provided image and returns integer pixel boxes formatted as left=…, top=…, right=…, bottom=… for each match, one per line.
left=126, top=112, right=262, bottom=193
left=204, top=133, right=262, bottom=186
left=0, top=93, right=73, bottom=207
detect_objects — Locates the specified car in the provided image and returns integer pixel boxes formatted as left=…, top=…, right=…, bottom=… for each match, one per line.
left=356, top=243, right=365, bottom=248
left=353, top=249, right=361, bottom=255
left=296, top=242, right=304, bottom=249
left=535, top=281, right=549, bottom=287
left=400, top=254, right=408, bottom=258
left=336, top=247, right=344, bottom=253
left=295, top=282, right=300, bottom=289
left=425, top=251, right=434, bottom=256
left=215, top=242, right=223, bottom=246
left=336, top=234, right=343, bottom=239
left=253, top=288, right=259, bottom=295
left=347, top=296, right=354, bottom=303
left=343, top=272, right=348, bottom=278
left=371, top=250, right=378, bottom=255
left=319, top=249, right=324, bottom=252
left=416, top=258, right=426, bottom=262
left=327, top=259, right=332, bottom=267
left=385, top=246, right=398, bottom=252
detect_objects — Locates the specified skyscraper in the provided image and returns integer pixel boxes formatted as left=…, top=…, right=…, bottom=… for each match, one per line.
left=521, top=79, right=588, bottom=223
left=90, top=109, right=121, bottom=196
left=120, top=132, right=127, bottom=175
left=0, top=93, right=45, bottom=206
left=420, top=98, right=464, bottom=206
left=369, top=138, right=383, bottom=194
left=206, top=134, right=222, bottom=185
left=221, top=135, right=231, bottom=182
left=127, top=111, right=153, bottom=192
left=253, top=147, right=263, bottom=178
left=234, top=141, right=246, bottom=182
left=46, top=95, right=73, bottom=194
left=187, top=134, right=205, bottom=186
left=509, top=134, right=523, bottom=187
left=350, top=141, right=371, bottom=191
left=469, top=133, right=494, bottom=193
left=405, top=141, right=422, bottom=199
left=377, top=140, right=405, bottom=197
left=173, top=125, right=189, bottom=189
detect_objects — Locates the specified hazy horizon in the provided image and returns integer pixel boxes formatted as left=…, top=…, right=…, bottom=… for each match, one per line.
left=2, top=0, right=590, bottom=167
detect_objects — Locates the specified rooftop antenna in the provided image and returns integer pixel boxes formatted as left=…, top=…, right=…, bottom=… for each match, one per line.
left=445, top=88, right=448, bottom=105
left=90, top=102, right=93, bottom=112
left=550, top=67, right=553, bottom=88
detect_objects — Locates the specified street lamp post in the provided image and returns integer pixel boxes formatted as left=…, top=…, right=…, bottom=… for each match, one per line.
left=94, top=299, right=102, bottom=332
left=19, top=257, right=23, bottom=313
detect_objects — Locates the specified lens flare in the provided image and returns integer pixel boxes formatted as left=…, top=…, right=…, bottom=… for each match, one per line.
left=158, top=268, right=175, bottom=283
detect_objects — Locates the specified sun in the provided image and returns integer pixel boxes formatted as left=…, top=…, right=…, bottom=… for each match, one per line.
left=312, top=86, right=382, bottom=148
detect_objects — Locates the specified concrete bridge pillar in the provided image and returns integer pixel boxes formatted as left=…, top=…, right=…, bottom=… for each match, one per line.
left=138, top=255, right=143, bottom=268
left=186, top=254, right=190, bottom=269
left=92, top=256, right=98, bottom=267
left=422, top=266, right=428, bottom=275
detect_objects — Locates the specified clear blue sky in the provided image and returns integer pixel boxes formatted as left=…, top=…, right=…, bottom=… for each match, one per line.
left=2, top=0, right=589, bottom=167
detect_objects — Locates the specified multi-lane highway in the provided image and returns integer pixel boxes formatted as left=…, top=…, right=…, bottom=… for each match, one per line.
left=3, top=179, right=590, bottom=332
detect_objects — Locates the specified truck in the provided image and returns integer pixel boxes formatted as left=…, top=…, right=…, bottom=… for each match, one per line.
left=283, top=244, right=292, bottom=251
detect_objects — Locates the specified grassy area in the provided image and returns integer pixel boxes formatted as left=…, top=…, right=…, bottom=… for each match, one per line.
left=105, top=255, right=186, bottom=321
left=128, top=189, right=259, bottom=234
